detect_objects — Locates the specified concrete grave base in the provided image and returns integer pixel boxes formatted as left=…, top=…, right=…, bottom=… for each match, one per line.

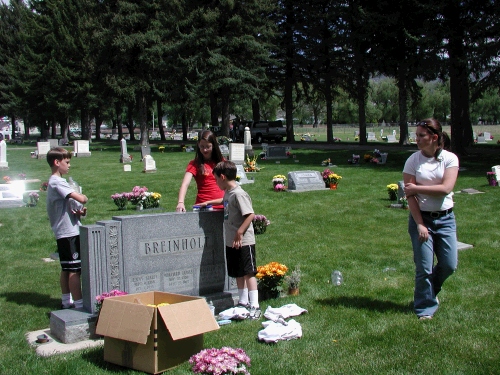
left=26, top=328, right=102, bottom=357
left=50, top=308, right=99, bottom=344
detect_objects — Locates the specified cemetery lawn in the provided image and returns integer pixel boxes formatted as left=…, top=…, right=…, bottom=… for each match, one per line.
left=1, top=142, right=499, bottom=375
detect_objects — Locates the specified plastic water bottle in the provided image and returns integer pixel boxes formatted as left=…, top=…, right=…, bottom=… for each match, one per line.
left=208, top=300, right=215, bottom=316
left=331, top=270, right=343, bottom=286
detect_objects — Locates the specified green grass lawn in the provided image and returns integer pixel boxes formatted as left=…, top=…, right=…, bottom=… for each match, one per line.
left=0, top=142, right=499, bottom=375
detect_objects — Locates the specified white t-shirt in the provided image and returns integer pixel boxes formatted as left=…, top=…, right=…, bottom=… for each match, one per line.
left=47, top=175, right=82, bottom=239
left=403, top=150, right=459, bottom=211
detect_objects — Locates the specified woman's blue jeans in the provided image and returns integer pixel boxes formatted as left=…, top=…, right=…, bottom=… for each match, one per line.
left=408, top=212, right=458, bottom=317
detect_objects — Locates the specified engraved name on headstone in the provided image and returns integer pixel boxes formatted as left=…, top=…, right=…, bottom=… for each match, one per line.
left=287, top=170, right=327, bottom=192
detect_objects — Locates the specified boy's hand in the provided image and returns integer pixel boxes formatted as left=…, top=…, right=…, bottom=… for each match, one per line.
left=72, top=206, right=87, bottom=217
left=232, top=233, right=243, bottom=249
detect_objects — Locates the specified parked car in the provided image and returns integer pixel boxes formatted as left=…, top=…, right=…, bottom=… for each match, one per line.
left=249, top=120, right=286, bottom=143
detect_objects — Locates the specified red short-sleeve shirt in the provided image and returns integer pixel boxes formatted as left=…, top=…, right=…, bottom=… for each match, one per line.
left=186, top=160, right=224, bottom=209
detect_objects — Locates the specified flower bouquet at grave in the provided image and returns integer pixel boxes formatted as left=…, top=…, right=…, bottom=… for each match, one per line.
left=18, top=173, right=26, bottom=180
left=321, top=158, right=331, bottom=166
left=244, top=155, right=262, bottom=172
left=95, top=289, right=128, bottom=313
left=141, top=192, right=161, bottom=209
left=400, top=195, right=409, bottom=209
left=285, top=266, right=301, bottom=295
left=40, top=181, right=48, bottom=191
left=217, top=136, right=232, bottom=146
left=111, top=193, right=129, bottom=210
left=387, top=183, right=398, bottom=201
left=27, top=192, right=39, bottom=207
left=190, top=347, right=251, bottom=375
left=486, top=172, right=498, bottom=186
left=322, top=168, right=332, bottom=186
left=253, top=214, right=270, bottom=234
left=129, top=186, right=149, bottom=206
left=326, top=173, right=342, bottom=186
left=2, top=175, right=11, bottom=183
left=363, top=154, right=373, bottom=163
left=158, top=145, right=165, bottom=153
left=236, top=175, right=241, bottom=182
left=272, top=174, right=287, bottom=187
left=256, top=261, right=288, bottom=299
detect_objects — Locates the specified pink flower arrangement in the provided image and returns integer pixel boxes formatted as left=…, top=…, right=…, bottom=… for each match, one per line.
left=274, top=183, right=286, bottom=192
left=130, top=185, right=148, bottom=205
left=189, top=347, right=251, bottom=375
left=95, top=290, right=128, bottom=313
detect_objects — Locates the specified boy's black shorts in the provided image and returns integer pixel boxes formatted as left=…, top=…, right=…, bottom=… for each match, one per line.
left=57, top=235, right=81, bottom=273
left=225, top=245, right=257, bottom=278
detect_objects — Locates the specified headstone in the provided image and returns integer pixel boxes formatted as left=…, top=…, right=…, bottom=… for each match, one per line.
left=492, top=165, right=500, bottom=182
left=287, top=170, right=327, bottom=192
left=236, top=164, right=254, bottom=185
left=120, top=138, right=131, bottom=163
left=244, top=126, right=252, bottom=153
left=188, top=131, right=198, bottom=140
left=484, top=132, right=492, bottom=141
left=110, top=134, right=119, bottom=141
left=380, top=129, right=384, bottom=137
left=378, top=153, right=388, bottom=164
left=37, top=141, right=51, bottom=159
left=143, top=154, right=157, bottom=173
left=173, top=134, right=183, bottom=141
left=354, top=130, right=359, bottom=137
left=59, top=138, right=69, bottom=146
left=74, top=140, right=91, bottom=157
left=219, top=144, right=229, bottom=157
left=409, top=132, right=416, bottom=140
left=124, top=165, right=131, bottom=172
left=80, top=211, right=236, bottom=314
left=0, top=140, right=8, bottom=170
left=392, top=129, right=396, bottom=136
left=477, top=136, right=486, bottom=144
left=386, top=134, right=397, bottom=143
left=141, top=145, right=151, bottom=160
left=367, top=132, right=377, bottom=141
left=228, top=143, right=245, bottom=164
left=48, top=139, right=59, bottom=149
left=397, top=181, right=405, bottom=202
left=0, top=181, right=25, bottom=208
left=266, top=145, right=287, bottom=159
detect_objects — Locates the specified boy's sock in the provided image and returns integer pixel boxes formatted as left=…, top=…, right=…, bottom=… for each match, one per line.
left=74, top=299, right=83, bottom=309
left=248, top=290, right=259, bottom=308
left=238, top=288, right=249, bottom=306
left=61, top=293, right=72, bottom=308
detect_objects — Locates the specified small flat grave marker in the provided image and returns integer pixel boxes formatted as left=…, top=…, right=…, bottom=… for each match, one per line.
left=287, top=170, right=327, bottom=192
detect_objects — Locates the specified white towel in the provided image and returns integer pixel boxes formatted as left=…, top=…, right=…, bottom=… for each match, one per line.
left=218, top=306, right=249, bottom=320
left=263, top=303, right=308, bottom=321
left=258, top=319, right=302, bottom=343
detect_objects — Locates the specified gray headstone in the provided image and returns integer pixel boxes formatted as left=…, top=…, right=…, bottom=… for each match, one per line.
left=80, top=211, right=237, bottom=314
left=48, top=139, right=59, bottom=149
left=141, top=145, right=151, bottom=159
left=386, top=134, right=397, bottom=143
left=287, top=170, right=327, bottom=192
left=236, top=164, right=254, bottom=185
left=219, top=144, right=229, bottom=157
left=266, top=145, right=287, bottom=159
left=367, top=132, right=377, bottom=141
left=397, top=181, right=405, bottom=201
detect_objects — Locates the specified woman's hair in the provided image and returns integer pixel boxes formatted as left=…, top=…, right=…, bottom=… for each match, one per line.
left=194, top=130, right=224, bottom=174
left=416, top=118, right=450, bottom=158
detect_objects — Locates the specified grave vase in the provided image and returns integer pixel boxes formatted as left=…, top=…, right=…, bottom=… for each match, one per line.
left=329, top=183, right=337, bottom=190
left=288, top=287, right=299, bottom=296
left=388, top=191, right=397, bottom=201
left=488, top=178, right=497, bottom=186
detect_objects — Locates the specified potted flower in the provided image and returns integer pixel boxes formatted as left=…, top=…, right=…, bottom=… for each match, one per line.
left=95, top=289, right=128, bottom=314
left=158, top=145, right=165, bottom=153
left=272, top=174, right=287, bottom=187
left=253, top=214, right=269, bottom=234
left=26, top=192, right=39, bottom=207
left=111, top=193, right=129, bottom=210
left=142, top=192, right=161, bottom=209
left=486, top=171, right=498, bottom=186
left=190, top=347, right=251, bottom=375
left=274, top=183, right=286, bottom=192
left=326, top=173, right=342, bottom=189
left=256, top=261, right=288, bottom=300
left=400, top=195, right=409, bottom=209
left=285, top=266, right=301, bottom=296
left=244, top=155, right=262, bottom=172
left=40, top=181, right=48, bottom=191
left=387, top=183, right=398, bottom=201
left=322, top=168, right=332, bottom=187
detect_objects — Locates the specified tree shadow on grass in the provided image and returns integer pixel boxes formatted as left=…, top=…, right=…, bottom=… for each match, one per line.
left=317, top=295, right=412, bottom=314
left=0, top=291, right=60, bottom=310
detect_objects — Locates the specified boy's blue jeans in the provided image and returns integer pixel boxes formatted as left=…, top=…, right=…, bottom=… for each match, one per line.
left=408, top=211, right=458, bottom=317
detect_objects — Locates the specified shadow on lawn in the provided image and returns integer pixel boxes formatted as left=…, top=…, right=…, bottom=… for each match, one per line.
left=0, top=291, right=60, bottom=310
left=317, top=295, right=412, bottom=314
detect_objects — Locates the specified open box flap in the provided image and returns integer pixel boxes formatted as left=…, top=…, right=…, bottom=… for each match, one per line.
left=95, top=298, right=154, bottom=344
left=158, top=298, right=219, bottom=340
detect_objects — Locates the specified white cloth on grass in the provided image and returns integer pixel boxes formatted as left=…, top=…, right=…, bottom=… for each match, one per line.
left=258, top=319, right=302, bottom=343
left=263, top=303, right=308, bottom=321
left=218, top=306, right=249, bottom=320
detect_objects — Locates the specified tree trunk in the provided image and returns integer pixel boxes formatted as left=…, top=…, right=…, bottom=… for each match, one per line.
left=397, top=68, right=409, bottom=145
left=285, top=60, right=295, bottom=143
left=325, top=76, right=333, bottom=143
left=220, top=90, right=230, bottom=137
left=138, top=94, right=149, bottom=146
left=252, top=98, right=260, bottom=123
left=81, top=106, right=91, bottom=141
left=210, top=91, right=219, bottom=129
left=157, top=99, right=166, bottom=141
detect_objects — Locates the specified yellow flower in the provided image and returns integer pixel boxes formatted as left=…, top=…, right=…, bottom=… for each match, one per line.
left=387, top=183, right=398, bottom=192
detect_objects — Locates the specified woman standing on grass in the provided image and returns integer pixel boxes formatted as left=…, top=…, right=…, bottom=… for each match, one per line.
left=176, top=130, right=225, bottom=212
left=403, top=118, right=459, bottom=320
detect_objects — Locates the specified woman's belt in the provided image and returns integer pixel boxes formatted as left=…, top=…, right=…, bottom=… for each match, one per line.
left=421, top=208, right=453, bottom=218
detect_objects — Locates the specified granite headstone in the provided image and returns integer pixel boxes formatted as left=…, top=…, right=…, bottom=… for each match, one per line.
left=287, top=170, right=327, bottom=192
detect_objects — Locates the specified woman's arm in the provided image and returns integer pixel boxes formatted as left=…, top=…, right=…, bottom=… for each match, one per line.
left=404, top=172, right=429, bottom=242
left=176, top=172, right=193, bottom=212
left=404, top=167, right=459, bottom=197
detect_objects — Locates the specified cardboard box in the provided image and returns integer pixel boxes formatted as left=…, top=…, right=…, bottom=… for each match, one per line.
left=95, top=291, right=219, bottom=374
